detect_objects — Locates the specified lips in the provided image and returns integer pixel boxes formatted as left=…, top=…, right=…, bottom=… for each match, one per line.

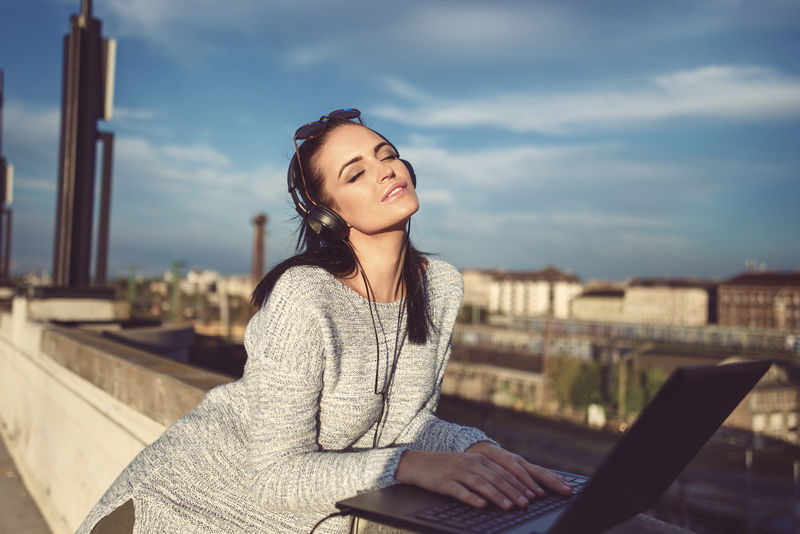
left=381, top=182, right=407, bottom=202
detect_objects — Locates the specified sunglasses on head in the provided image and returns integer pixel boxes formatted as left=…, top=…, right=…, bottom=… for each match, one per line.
left=292, top=109, right=363, bottom=208
left=293, top=108, right=363, bottom=142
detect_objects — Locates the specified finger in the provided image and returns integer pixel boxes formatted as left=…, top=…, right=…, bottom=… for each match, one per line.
left=479, top=450, right=544, bottom=499
left=499, top=458, right=546, bottom=498
left=442, top=481, right=488, bottom=509
left=489, top=461, right=539, bottom=502
left=468, top=465, right=531, bottom=509
left=523, top=463, right=573, bottom=495
left=456, top=469, right=518, bottom=510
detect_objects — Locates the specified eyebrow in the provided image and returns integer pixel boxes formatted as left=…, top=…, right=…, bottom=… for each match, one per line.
left=338, top=142, right=393, bottom=180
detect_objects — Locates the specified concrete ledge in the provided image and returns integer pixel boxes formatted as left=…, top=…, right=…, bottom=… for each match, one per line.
left=22, top=296, right=131, bottom=322
left=40, top=327, right=230, bottom=427
left=0, top=286, right=16, bottom=300
left=0, top=305, right=231, bottom=534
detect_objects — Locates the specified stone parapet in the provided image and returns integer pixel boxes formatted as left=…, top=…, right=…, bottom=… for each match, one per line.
left=0, top=300, right=229, bottom=534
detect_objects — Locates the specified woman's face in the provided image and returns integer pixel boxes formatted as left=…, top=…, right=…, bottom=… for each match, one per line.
left=313, top=124, right=419, bottom=236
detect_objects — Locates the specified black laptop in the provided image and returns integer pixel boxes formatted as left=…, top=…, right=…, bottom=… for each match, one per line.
left=336, top=359, right=771, bottom=534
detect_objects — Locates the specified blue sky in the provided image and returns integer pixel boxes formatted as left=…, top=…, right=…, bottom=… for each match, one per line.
left=1, top=0, right=799, bottom=281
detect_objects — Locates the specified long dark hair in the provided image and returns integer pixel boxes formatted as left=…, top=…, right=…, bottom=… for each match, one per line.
left=251, top=118, right=433, bottom=344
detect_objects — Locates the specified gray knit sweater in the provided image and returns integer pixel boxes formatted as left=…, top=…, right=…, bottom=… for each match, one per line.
left=76, top=258, right=492, bottom=533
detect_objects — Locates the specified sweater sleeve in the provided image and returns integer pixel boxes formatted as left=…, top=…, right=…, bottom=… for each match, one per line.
left=394, top=262, right=496, bottom=452
left=394, top=337, right=496, bottom=452
left=244, top=270, right=408, bottom=514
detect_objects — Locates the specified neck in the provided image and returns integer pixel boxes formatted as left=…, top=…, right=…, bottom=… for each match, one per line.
left=345, top=227, right=407, bottom=302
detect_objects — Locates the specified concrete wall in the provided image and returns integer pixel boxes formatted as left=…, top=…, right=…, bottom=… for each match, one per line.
left=0, top=297, right=231, bottom=534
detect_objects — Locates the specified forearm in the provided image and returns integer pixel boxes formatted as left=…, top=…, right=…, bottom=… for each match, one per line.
left=249, top=446, right=409, bottom=513
left=396, top=408, right=497, bottom=452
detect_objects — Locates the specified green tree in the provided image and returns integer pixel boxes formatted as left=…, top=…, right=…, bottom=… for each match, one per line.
left=571, top=360, right=603, bottom=410
left=548, top=356, right=583, bottom=408
left=643, top=367, right=668, bottom=404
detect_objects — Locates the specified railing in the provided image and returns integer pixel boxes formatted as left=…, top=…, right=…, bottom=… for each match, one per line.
left=455, top=316, right=799, bottom=355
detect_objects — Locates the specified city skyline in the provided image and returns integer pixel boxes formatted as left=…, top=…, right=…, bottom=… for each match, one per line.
left=1, top=0, right=799, bottom=281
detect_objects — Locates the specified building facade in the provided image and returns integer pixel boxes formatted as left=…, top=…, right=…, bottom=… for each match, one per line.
left=718, top=272, right=800, bottom=330
left=470, top=266, right=583, bottom=319
left=622, top=278, right=715, bottom=326
left=570, top=288, right=625, bottom=322
left=724, top=358, right=800, bottom=444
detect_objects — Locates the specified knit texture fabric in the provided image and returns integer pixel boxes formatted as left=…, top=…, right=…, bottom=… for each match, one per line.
left=76, top=258, right=493, bottom=534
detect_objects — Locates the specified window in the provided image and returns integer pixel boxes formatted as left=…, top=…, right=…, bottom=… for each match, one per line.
left=787, top=412, right=798, bottom=431
left=753, top=413, right=766, bottom=432
left=769, top=412, right=784, bottom=434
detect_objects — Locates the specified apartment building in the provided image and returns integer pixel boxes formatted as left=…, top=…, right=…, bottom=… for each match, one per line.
left=725, top=358, right=800, bottom=444
left=462, top=266, right=582, bottom=319
left=718, top=272, right=800, bottom=330
left=622, top=278, right=716, bottom=326
left=570, top=288, right=625, bottom=322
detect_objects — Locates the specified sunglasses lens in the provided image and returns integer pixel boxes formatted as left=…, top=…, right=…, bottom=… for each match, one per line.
left=328, top=109, right=361, bottom=121
left=295, top=121, right=326, bottom=140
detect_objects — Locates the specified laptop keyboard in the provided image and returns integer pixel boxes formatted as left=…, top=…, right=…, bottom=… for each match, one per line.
left=411, top=475, right=586, bottom=534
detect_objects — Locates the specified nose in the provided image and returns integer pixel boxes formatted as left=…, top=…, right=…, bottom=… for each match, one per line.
left=376, top=160, right=395, bottom=182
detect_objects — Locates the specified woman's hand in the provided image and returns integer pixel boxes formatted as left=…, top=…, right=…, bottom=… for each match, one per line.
left=394, top=443, right=571, bottom=510
left=466, top=441, right=572, bottom=500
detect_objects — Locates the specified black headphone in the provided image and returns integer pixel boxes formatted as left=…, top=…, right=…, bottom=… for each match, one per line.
left=287, top=138, right=416, bottom=239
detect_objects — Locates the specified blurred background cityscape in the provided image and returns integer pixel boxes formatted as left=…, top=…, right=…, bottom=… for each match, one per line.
left=1, top=1, right=799, bottom=534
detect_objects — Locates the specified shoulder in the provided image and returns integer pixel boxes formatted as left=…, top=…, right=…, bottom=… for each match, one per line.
left=424, top=257, right=464, bottom=302
left=265, top=264, right=336, bottom=304
left=245, top=265, right=333, bottom=353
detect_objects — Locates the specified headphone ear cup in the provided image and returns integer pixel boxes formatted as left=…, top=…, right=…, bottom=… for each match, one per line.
left=402, top=159, right=416, bottom=187
left=307, top=205, right=349, bottom=239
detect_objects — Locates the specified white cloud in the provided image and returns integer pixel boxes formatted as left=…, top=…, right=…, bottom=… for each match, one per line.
left=402, top=137, right=713, bottom=274
left=3, top=102, right=60, bottom=159
left=114, top=107, right=158, bottom=121
left=15, top=178, right=56, bottom=193
left=400, top=141, right=686, bottom=192
left=78, top=0, right=800, bottom=73
left=395, top=4, right=570, bottom=56
left=375, top=65, right=800, bottom=133
left=417, top=188, right=454, bottom=205
left=114, top=135, right=283, bottom=202
left=162, top=143, right=232, bottom=167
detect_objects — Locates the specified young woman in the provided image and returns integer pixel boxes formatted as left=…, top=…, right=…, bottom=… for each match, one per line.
left=78, top=110, right=571, bottom=534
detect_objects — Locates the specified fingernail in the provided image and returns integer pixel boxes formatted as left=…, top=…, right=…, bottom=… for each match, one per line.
left=526, top=490, right=536, bottom=499
left=517, top=496, right=529, bottom=506
left=503, top=498, right=513, bottom=508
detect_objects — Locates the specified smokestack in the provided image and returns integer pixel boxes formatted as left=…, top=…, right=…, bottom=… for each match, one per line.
left=251, top=213, right=268, bottom=287
left=0, top=70, right=13, bottom=284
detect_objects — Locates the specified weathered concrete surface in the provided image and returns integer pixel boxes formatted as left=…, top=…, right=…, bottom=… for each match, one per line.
left=40, top=327, right=230, bottom=427
left=0, top=298, right=230, bottom=534
left=0, top=433, right=52, bottom=534
left=24, top=296, right=130, bottom=322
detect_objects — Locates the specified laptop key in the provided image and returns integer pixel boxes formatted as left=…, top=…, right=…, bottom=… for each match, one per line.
left=412, top=492, right=578, bottom=533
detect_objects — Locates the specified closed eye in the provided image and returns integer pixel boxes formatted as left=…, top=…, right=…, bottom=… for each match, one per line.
left=347, top=171, right=364, bottom=183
